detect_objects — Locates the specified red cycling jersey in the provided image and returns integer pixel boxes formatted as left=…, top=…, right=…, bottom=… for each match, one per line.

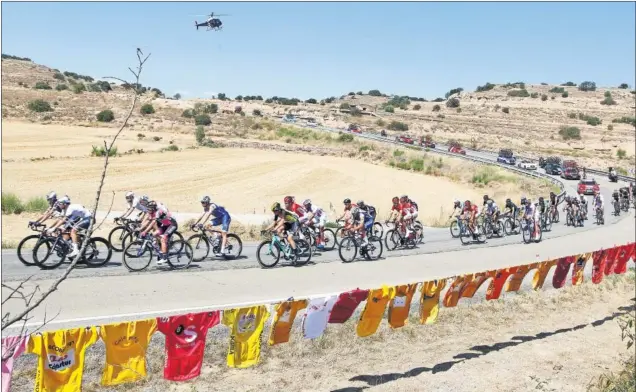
left=391, top=204, right=400, bottom=212
left=462, top=205, right=478, bottom=215
left=399, top=202, right=412, bottom=216
left=290, top=203, right=306, bottom=217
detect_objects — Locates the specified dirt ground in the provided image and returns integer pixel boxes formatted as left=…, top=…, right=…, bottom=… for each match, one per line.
left=8, top=271, right=635, bottom=392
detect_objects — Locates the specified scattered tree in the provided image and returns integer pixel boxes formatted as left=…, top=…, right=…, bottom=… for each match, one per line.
left=578, top=81, right=596, bottom=92
left=368, top=89, right=382, bottom=96
left=507, top=89, right=530, bottom=97
left=96, top=110, right=115, bottom=122
left=305, top=98, right=317, bottom=104
left=446, top=97, right=460, bottom=108
left=562, top=91, right=569, bottom=98
left=561, top=81, right=577, bottom=87
left=195, top=114, right=212, bottom=126
left=541, top=94, right=548, bottom=101
left=252, top=109, right=262, bottom=116
left=445, top=87, right=463, bottom=98
left=173, top=93, right=181, bottom=100
left=475, top=82, right=495, bottom=92
left=34, top=82, right=52, bottom=90
left=387, top=121, right=408, bottom=132
left=195, top=125, right=206, bottom=145
left=601, top=91, right=617, bottom=105
left=549, top=87, right=565, bottom=94
left=217, top=93, right=227, bottom=100
left=55, top=84, right=68, bottom=91
left=618, top=83, right=629, bottom=89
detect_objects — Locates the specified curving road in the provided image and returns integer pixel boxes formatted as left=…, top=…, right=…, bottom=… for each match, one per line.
left=2, top=126, right=634, bottom=333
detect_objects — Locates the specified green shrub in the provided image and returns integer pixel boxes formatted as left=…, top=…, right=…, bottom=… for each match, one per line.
left=457, top=108, right=462, bottom=113
left=409, top=158, right=425, bottom=172
left=432, top=104, right=441, bottom=112
left=558, top=126, right=581, bottom=140
left=612, top=116, right=636, bottom=127
left=541, top=94, right=548, bottom=101
left=376, top=119, right=385, bottom=126
left=305, top=98, right=317, bottom=104
left=96, top=110, right=114, bottom=122
left=502, top=82, right=525, bottom=89
left=1, top=192, right=24, bottom=214
left=568, top=112, right=577, bottom=119
left=163, top=144, right=179, bottom=152
left=34, top=82, right=52, bottom=90
left=195, top=114, right=212, bottom=126
left=530, top=92, right=539, bottom=98
left=445, top=87, right=463, bottom=98
left=339, top=103, right=350, bottom=110
left=617, top=149, right=626, bottom=159
left=140, top=104, right=155, bottom=115
left=578, top=113, right=602, bottom=126
left=338, top=133, right=354, bottom=142
left=393, top=149, right=404, bottom=157
left=368, top=89, right=382, bottom=96
left=24, top=197, right=48, bottom=213
left=55, top=84, right=68, bottom=91
left=72, top=83, right=86, bottom=94
left=608, top=124, right=614, bottom=131
left=413, top=104, right=421, bottom=110
left=253, top=109, right=262, bottom=116
left=384, top=105, right=395, bottom=113
left=470, top=167, right=507, bottom=186
left=507, top=89, right=529, bottom=97
left=387, top=121, right=408, bottom=132
left=578, top=81, right=596, bottom=92
left=561, top=91, right=569, bottom=98
left=618, top=83, right=629, bottom=89
left=502, top=107, right=510, bottom=114
left=195, top=125, right=206, bottom=144
left=549, top=87, right=565, bottom=94
left=28, top=99, right=52, bottom=112
left=561, top=82, right=577, bottom=87
left=601, top=92, right=617, bottom=105
left=387, top=96, right=410, bottom=109
left=475, top=82, right=495, bottom=92
left=91, top=145, right=118, bottom=157
left=182, top=109, right=195, bottom=118
left=1, top=53, right=31, bottom=61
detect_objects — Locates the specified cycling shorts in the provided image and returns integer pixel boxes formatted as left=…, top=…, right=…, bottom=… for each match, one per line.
left=69, top=216, right=91, bottom=231
left=312, top=214, right=326, bottom=228
left=284, top=221, right=299, bottom=235
left=210, top=213, right=231, bottom=232
left=157, top=219, right=178, bottom=237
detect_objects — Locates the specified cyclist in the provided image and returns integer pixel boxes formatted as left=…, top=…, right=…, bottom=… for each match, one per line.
left=118, top=191, right=148, bottom=222
left=611, top=189, right=620, bottom=215
left=191, top=196, right=232, bottom=257
left=302, top=199, right=327, bottom=250
left=357, top=200, right=377, bottom=226
left=548, top=191, right=558, bottom=218
left=503, top=198, right=519, bottom=228
left=46, top=196, right=93, bottom=258
left=619, top=186, right=630, bottom=207
left=579, top=195, right=588, bottom=220
left=572, top=197, right=583, bottom=225
left=462, top=200, right=479, bottom=237
left=523, top=198, right=540, bottom=239
left=350, top=206, right=374, bottom=246
left=482, top=194, right=490, bottom=207
left=284, top=196, right=306, bottom=221
left=449, top=199, right=462, bottom=218
left=408, top=197, right=419, bottom=221
left=138, top=201, right=177, bottom=265
left=484, top=199, right=501, bottom=233
left=336, top=198, right=357, bottom=235
left=264, top=202, right=299, bottom=255
left=31, top=191, right=63, bottom=227
left=538, top=197, right=548, bottom=224
left=593, top=190, right=604, bottom=219
left=399, top=195, right=415, bottom=237
left=386, top=196, right=403, bottom=229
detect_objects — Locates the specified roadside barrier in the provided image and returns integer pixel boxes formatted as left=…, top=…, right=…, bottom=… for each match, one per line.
left=2, top=242, right=634, bottom=390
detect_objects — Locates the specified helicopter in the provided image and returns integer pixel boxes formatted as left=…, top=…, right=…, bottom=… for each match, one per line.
left=194, top=12, right=229, bottom=31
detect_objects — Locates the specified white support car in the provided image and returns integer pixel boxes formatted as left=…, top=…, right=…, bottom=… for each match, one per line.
left=517, top=160, right=537, bottom=170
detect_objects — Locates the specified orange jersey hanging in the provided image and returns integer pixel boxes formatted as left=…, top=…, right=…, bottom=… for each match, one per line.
left=419, top=279, right=446, bottom=324
left=388, top=284, right=418, bottom=329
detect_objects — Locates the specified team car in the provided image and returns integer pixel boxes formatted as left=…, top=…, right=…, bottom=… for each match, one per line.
left=517, top=160, right=537, bottom=170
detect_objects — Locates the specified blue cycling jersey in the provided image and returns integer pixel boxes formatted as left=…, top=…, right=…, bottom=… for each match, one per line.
left=205, top=203, right=229, bottom=218
left=353, top=210, right=372, bottom=223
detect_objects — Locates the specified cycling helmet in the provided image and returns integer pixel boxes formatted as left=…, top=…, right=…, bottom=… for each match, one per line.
left=357, top=200, right=365, bottom=207
left=520, top=197, right=527, bottom=205
left=483, top=195, right=489, bottom=201
left=284, top=196, right=294, bottom=204
left=125, top=191, right=134, bottom=201
left=302, top=199, right=312, bottom=207
left=351, top=207, right=360, bottom=215
left=57, top=196, right=70, bottom=206
left=464, top=200, right=471, bottom=207
left=201, top=196, right=211, bottom=204
left=487, top=200, right=493, bottom=206
left=271, top=202, right=282, bottom=212
left=539, top=196, right=544, bottom=202
left=400, top=194, right=408, bottom=200
left=140, top=195, right=149, bottom=205
left=392, top=197, right=399, bottom=204
left=343, top=198, right=351, bottom=204
left=550, top=191, right=555, bottom=197
left=46, top=191, right=57, bottom=206
left=505, top=198, right=511, bottom=204
left=147, top=201, right=157, bottom=210
left=579, top=194, right=585, bottom=200
left=454, top=199, right=461, bottom=207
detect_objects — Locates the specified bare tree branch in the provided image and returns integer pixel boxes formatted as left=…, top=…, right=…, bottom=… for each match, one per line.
left=91, top=191, right=116, bottom=233
left=1, top=50, right=151, bottom=332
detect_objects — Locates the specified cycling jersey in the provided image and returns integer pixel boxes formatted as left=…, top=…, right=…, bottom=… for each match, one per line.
left=549, top=194, right=556, bottom=205
left=485, top=202, right=499, bottom=215
left=505, top=202, right=518, bottom=214
left=524, top=203, right=536, bottom=216
left=399, top=202, right=412, bottom=216
left=128, top=197, right=148, bottom=213
left=359, top=205, right=376, bottom=219
left=462, top=205, right=478, bottom=215
left=352, top=210, right=372, bottom=223
left=289, top=203, right=306, bottom=218
left=593, top=194, right=604, bottom=207
left=204, top=203, right=229, bottom=219
left=410, top=201, right=419, bottom=212
left=391, top=204, right=400, bottom=213
left=538, top=202, right=547, bottom=214
left=612, top=192, right=620, bottom=201
left=64, top=204, right=92, bottom=221
left=305, top=204, right=324, bottom=218
left=274, top=210, right=299, bottom=224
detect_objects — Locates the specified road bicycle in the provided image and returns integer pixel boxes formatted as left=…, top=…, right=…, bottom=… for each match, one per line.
left=122, top=233, right=193, bottom=272
left=334, top=219, right=384, bottom=243
left=502, top=213, right=522, bottom=236
left=620, top=197, right=630, bottom=212
left=17, top=222, right=49, bottom=266
left=32, top=229, right=112, bottom=270
left=298, top=223, right=336, bottom=251
left=384, top=220, right=421, bottom=250
left=108, top=217, right=141, bottom=252
left=539, top=211, right=553, bottom=232
left=521, top=218, right=542, bottom=244
left=119, top=224, right=185, bottom=255
left=255, top=230, right=312, bottom=268
left=550, top=204, right=560, bottom=223
left=186, top=224, right=243, bottom=261
left=458, top=217, right=487, bottom=245
left=482, top=214, right=506, bottom=239
left=612, top=199, right=621, bottom=216
left=338, top=230, right=383, bottom=263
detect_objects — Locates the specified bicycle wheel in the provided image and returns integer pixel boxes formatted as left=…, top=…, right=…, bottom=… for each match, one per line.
left=543, top=215, right=552, bottom=232
left=186, top=234, right=210, bottom=262
left=496, top=221, right=506, bottom=237
left=484, top=221, right=494, bottom=239
left=372, top=222, right=384, bottom=239
left=459, top=228, right=472, bottom=245
left=121, top=232, right=137, bottom=256
left=107, top=225, right=129, bottom=252
left=17, top=234, right=43, bottom=266
left=364, top=236, right=383, bottom=261
left=256, top=240, right=280, bottom=268
left=449, top=220, right=460, bottom=238
left=122, top=240, right=153, bottom=272
left=384, top=229, right=399, bottom=251
left=534, top=224, right=543, bottom=242
left=334, top=227, right=347, bottom=246
left=338, top=237, right=358, bottom=263
left=222, top=234, right=243, bottom=260
left=475, top=224, right=487, bottom=243
left=321, top=228, right=337, bottom=251
left=166, top=240, right=193, bottom=270
left=294, top=239, right=312, bottom=266
left=522, top=221, right=531, bottom=244
left=413, top=223, right=424, bottom=244
left=552, top=209, right=560, bottom=223
left=33, top=238, right=66, bottom=270
left=170, top=231, right=185, bottom=253
left=83, top=237, right=113, bottom=267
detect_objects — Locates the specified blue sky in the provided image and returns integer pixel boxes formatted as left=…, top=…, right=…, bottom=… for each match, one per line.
left=2, top=2, right=635, bottom=100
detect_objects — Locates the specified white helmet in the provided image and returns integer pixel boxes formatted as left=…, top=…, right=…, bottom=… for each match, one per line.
left=302, top=199, right=311, bottom=206
left=46, top=191, right=57, bottom=201
left=125, top=191, right=134, bottom=200
left=57, top=196, right=70, bottom=206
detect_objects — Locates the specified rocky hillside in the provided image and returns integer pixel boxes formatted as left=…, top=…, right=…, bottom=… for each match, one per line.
left=2, top=56, right=635, bottom=172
